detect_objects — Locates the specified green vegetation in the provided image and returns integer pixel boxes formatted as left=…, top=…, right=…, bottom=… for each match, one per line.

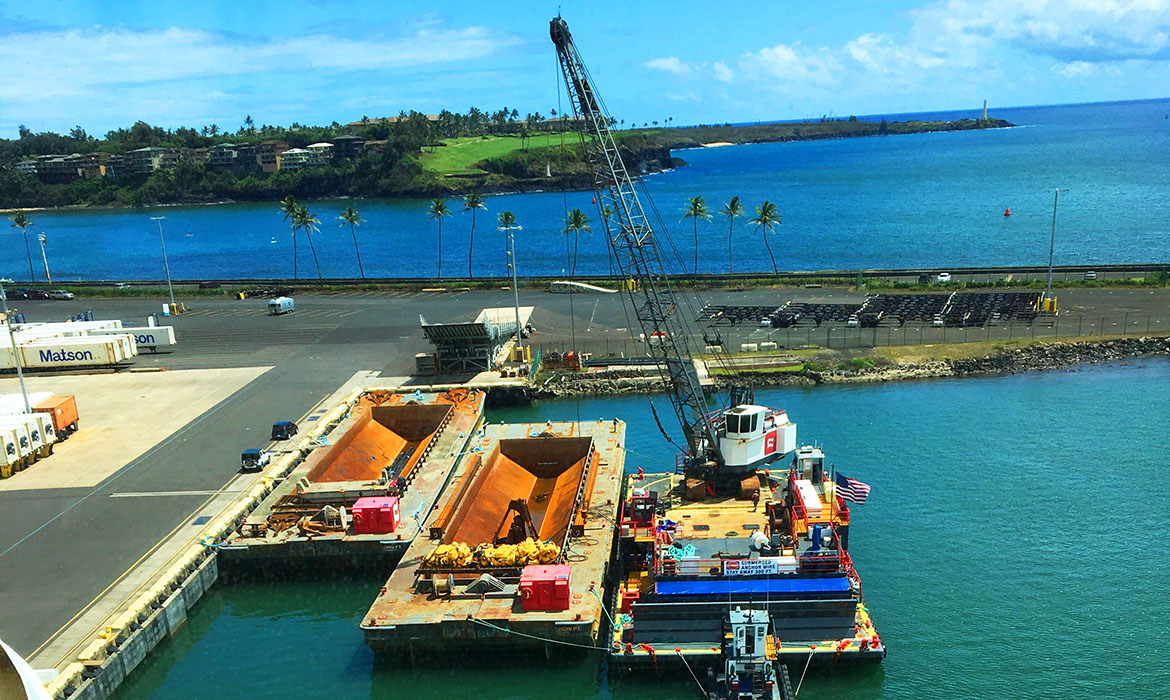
left=0, top=112, right=1011, bottom=210
left=420, top=133, right=588, bottom=175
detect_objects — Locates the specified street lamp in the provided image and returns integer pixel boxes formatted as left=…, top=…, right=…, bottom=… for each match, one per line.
left=0, top=279, right=32, bottom=414
left=151, top=216, right=176, bottom=308
left=1045, top=188, right=1069, bottom=301
left=37, top=233, right=51, bottom=285
left=498, top=218, right=524, bottom=352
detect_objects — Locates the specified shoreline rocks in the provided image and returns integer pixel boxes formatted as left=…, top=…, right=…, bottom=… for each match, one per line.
left=537, top=336, right=1170, bottom=397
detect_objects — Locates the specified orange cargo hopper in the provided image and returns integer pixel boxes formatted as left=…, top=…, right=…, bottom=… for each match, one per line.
left=437, top=436, right=598, bottom=553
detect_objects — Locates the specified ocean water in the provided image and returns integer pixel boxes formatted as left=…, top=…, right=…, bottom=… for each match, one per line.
left=6, top=99, right=1169, bottom=282
left=111, top=358, right=1170, bottom=700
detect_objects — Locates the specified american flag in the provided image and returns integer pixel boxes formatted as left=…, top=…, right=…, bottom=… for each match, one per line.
left=834, top=472, right=871, bottom=505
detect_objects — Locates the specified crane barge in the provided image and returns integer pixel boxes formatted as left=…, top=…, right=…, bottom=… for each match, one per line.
left=551, top=16, right=885, bottom=700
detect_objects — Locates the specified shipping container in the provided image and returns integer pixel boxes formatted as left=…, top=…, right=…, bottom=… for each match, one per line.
left=34, top=395, right=79, bottom=436
left=88, top=326, right=176, bottom=350
left=5, top=339, right=133, bottom=369
left=0, top=392, right=54, bottom=415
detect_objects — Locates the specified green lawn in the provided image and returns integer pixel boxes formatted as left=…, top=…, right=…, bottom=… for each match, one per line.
left=420, top=133, right=588, bottom=174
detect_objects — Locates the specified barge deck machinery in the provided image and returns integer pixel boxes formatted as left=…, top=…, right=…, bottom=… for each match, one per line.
left=361, top=419, right=626, bottom=653
left=220, top=388, right=485, bottom=569
left=551, top=15, right=884, bottom=698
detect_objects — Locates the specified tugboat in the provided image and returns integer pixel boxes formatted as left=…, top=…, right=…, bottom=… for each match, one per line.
left=551, top=16, right=884, bottom=698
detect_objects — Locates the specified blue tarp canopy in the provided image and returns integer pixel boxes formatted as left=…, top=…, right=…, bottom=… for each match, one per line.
left=655, top=577, right=851, bottom=597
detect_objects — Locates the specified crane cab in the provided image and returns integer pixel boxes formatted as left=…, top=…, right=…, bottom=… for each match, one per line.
left=718, top=405, right=796, bottom=470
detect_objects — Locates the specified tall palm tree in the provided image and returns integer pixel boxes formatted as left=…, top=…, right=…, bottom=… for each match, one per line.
left=338, top=206, right=365, bottom=278
left=427, top=198, right=451, bottom=279
left=293, top=205, right=323, bottom=279
left=563, top=208, right=591, bottom=277
left=682, top=196, right=711, bottom=275
left=9, top=212, right=36, bottom=282
left=720, top=196, right=743, bottom=274
left=280, top=195, right=300, bottom=278
left=749, top=200, right=783, bottom=274
left=463, top=191, right=487, bottom=278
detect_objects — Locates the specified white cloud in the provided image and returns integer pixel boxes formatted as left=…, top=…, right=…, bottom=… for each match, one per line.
left=742, top=43, right=843, bottom=87
left=1055, top=60, right=1098, bottom=77
left=0, top=25, right=518, bottom=101
left=644, top=56, right=693, bottom=75
left=713, top=61, right=734, bottom=82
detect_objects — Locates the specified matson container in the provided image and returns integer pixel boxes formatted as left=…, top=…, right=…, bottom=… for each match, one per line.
left=12, top=339, right=133, bottom=369
left=89, top=326, right=176, bottom=350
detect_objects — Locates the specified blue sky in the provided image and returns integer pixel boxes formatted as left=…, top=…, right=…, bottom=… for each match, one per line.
left=1, top=0, right=1168, bottom=138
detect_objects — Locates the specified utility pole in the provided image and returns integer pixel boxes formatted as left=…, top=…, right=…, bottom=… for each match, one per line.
left=0, top=279, right=32, bottom=414
left=1045, top=189, right=1068, bottom=301
left=37, top=233, right=51, bottom=285
left=151, top=216, right=176, bottom=308
left=502, top=221, right=524, bottom=353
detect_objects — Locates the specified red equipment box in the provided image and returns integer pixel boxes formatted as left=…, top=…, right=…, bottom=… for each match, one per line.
left=519, top=564, right=572, bottom=611
left=351, top=496, right=400, bottom=534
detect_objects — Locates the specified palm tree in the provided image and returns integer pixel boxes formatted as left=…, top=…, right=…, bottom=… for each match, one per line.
left=427, top=198, right=451, bottom=279
left=9, top=212, right=36, bottom=282
left=749, top=201, right=783, bottom=274
left=720, top=196, right=743, bottom=274
left=682, top=196, right=711, bottom=275
left=462, top=191, right=487, bottom=278
left=563, top=208, right=591, bottom=277
left=293, top=205, right=323, bottom=279
left=338, top=206, right=365, bottom=278
left=280, top=195, right=300, bottom=278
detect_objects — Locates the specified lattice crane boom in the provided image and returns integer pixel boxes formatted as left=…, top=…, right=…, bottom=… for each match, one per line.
left=550, top=16, right=721, bottom=469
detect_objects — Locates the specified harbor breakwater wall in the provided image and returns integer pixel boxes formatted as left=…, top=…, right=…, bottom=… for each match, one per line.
left=539, top=337, right=1170, bottom=396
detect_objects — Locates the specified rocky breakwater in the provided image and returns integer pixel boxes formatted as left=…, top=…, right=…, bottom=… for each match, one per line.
left=540, top=337, right=1170, bottom=396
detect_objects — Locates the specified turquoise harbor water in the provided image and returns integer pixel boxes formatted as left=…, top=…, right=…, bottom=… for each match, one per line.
left=8, top=99, right=1170, bottom=281
left=112, top=359, right=1170, bottom=700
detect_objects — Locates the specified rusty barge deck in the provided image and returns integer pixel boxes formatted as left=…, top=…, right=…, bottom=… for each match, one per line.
left=361, top=419, right=626, bottom=654
left=218, top=388, right=484, bottom=570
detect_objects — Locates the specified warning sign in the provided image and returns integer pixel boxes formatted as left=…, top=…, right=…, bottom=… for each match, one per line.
left=722, top=558, right=781, bottom=576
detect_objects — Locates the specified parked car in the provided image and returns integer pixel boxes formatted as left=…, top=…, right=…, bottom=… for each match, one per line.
left=1083, top=271, right=1098, bottom=280
left=936, top=272, right=952, bottom=283
left=27, top=289, right=49, bottom=300
left=198, top=281, right=221, bottom=289
left=49, top=290, right=75, bottom=300
left=240, top=448, right=271, bottom=472
left=113, top=283, right=131, bottom=289
left=5, top=289, right=30, bottom=300
left=271, top=420, right=298, bottom=440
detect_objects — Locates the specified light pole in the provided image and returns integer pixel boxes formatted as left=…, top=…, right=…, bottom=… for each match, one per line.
left=37, top=233, right=51, bottom=285
left=151, top=216, right=176, bottom=308
left=0, top=279, right=32, bottom=414
left=1045, top=188, right=1068, bottom=301
left=500, top=220, right=524, bottom=353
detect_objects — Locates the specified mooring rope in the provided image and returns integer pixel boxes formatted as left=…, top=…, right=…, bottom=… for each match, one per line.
left=469, top=616, right=606, bottom=651
left=794, top=647, right=816, bottom=697
left=675, top=649, right=708, bottom=699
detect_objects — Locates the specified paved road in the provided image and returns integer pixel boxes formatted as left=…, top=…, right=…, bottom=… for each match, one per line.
left=2, top=285, right=1168, bottom=656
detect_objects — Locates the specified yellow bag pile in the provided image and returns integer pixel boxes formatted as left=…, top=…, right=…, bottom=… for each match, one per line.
left=423, top=542, right=473, bottom=567
left=424, top=538, right=560, bottom=568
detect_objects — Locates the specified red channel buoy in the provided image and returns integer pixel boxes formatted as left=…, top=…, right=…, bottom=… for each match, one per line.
left=1004, top=207, right=1012, bottom=216
left=592, top=197, right=597, bottom=204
